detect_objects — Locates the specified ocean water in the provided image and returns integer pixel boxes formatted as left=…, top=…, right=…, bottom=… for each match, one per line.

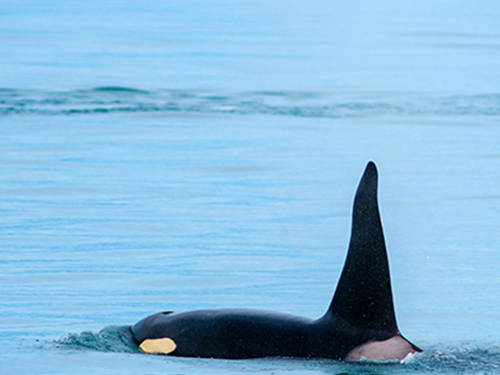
left=1, top=1, right=500, bottom=374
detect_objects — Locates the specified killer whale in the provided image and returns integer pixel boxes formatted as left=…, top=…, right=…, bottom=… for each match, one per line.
left=131, top=162, right=421, bottom=360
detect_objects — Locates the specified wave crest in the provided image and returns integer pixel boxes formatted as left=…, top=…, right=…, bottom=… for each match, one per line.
left=56, top=325, right=139, bottom=353
left=2, top=88, right=500, bottom=118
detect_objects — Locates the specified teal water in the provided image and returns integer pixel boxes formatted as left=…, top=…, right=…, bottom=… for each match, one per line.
left=1, top=1, right=500, bottom=374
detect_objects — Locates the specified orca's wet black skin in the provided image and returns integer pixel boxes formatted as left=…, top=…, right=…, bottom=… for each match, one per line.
left=131, top=162, right=421, bottom=360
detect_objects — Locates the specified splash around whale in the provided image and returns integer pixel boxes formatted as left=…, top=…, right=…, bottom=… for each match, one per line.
left=130, top=162, right=421, bottom=361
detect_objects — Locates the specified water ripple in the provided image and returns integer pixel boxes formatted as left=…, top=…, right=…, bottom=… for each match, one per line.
left=1, top=87, right=500, bottom=118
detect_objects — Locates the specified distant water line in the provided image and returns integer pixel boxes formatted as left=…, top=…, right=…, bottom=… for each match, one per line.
left=1, top=87, right=500, bottom=118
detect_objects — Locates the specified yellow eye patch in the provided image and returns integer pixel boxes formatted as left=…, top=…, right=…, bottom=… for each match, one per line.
left=139, top=337, right=177, bottom=355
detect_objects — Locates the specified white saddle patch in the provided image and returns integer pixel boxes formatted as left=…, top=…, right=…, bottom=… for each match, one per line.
left=345, top=335, right=417, bottom=362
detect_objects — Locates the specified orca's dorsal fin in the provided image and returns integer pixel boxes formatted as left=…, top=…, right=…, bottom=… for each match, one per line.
left=328, top=162, right=398, bottom=334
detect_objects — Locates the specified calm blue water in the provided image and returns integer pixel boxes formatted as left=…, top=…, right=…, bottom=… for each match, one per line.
left=1, top=1, right=500, bottom=374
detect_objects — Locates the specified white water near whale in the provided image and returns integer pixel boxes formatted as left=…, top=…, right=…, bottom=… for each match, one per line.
left=1, top=1, right=500, bottom=374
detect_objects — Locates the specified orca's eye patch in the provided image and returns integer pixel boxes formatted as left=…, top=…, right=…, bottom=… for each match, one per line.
left=139, top=337, right=177, bottom=355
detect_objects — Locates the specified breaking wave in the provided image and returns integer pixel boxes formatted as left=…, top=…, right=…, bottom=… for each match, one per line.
left=56, top=325, right=139, bottom=354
